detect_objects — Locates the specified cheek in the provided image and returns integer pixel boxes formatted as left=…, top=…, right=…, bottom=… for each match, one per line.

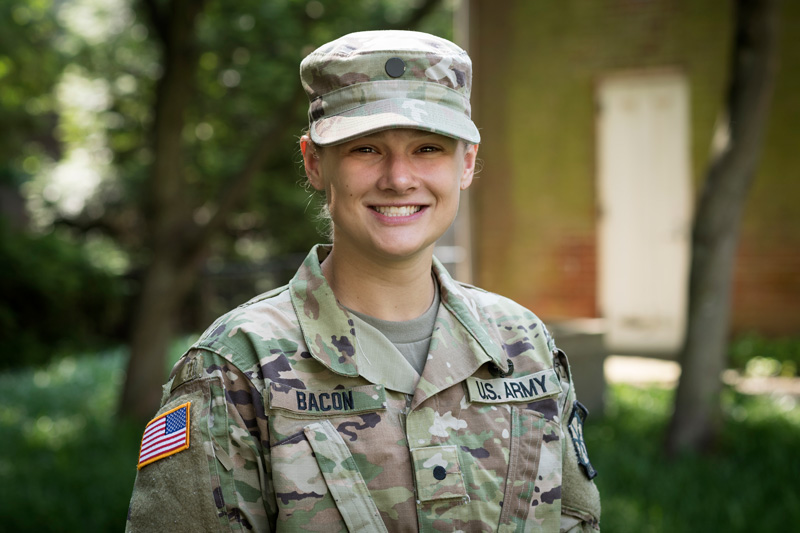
left=438, top=172, right=465, bottom=204
left=330, top=174, right=365, bottom=203
left=325, top=181, right=352, bottom=219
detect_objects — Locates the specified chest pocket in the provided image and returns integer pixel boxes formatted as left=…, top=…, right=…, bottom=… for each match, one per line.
left=266, top=382, right=392, bottom=532
left=410, top=445, right=467, bottom=503
left=465, top=368, right=564, bottom=529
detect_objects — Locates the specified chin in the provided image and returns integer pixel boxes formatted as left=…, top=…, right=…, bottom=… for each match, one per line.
left=372, top=239, right=435, bottom=261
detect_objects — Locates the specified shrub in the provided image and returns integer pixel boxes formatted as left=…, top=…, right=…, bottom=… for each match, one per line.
left=728, top=333, right=800, bottom=377
left=0, top=220, right=125, bottom=369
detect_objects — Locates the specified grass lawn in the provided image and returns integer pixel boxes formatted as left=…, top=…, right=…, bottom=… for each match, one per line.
left=588, top=385, right=800, bottom=532
left=0, top=349, right=141, bottom=531
left=1, top=349, right=798, bottom=531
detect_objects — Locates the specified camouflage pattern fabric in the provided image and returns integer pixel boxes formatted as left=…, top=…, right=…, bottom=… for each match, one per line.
left=126, top=245, right=601, bottom=532
left=300, top=30, right=481, bottom=146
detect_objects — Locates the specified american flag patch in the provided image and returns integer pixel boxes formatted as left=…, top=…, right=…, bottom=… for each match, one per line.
left=137, top=402, right=191, bottom=469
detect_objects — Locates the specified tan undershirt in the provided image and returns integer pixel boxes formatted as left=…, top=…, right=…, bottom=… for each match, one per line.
left=345, top=277, right=440, bottom=376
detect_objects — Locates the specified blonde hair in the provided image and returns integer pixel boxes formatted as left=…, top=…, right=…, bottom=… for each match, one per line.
left=299, top=135, right=333, bottom=242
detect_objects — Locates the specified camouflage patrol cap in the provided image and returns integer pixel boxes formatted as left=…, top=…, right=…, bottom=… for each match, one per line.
left=300, top=30, right=480, bottom=146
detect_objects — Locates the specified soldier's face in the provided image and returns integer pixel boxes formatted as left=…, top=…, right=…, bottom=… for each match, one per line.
left=303, top=128, right=477, bottom=263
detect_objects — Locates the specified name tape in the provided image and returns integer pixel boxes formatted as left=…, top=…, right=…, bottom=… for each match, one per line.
left=466, top=368, right=562, bottom=404
left=269, top=383, right=387, bottom=416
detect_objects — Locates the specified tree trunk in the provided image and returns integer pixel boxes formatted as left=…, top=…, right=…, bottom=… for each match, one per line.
left=666, top=0, right=779, bottom=455
left=119, top=0, right=204, bottom=422
left=121, top=256, right=198, bottom=421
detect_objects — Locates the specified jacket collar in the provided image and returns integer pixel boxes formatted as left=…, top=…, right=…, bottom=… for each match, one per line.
left=289, top=245, right=509, bottom=388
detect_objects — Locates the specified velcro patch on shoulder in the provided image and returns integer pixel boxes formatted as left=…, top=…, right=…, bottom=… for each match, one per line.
left=568, top=401, right=597, bottom=480
left=170, top=354, right=203, bottom=393
left=137, top=402, right=191, bottom=469
left=269, top=383, right=387, bottom=416
left=466, top=368, right=562, bottom=403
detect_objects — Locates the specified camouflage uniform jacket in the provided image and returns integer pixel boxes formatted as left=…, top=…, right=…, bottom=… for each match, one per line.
left=127, top=245, right=601, bottom=532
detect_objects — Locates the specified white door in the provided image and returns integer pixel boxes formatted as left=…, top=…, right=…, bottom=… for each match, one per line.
left=596, top=71, right=692, bottom=356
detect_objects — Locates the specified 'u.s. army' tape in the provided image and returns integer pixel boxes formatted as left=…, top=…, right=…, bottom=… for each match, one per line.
left=466, top=368, right=562, bottom=404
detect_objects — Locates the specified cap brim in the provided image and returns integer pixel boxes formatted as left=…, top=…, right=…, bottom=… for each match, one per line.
left=309, top=98, right=480, bottom=146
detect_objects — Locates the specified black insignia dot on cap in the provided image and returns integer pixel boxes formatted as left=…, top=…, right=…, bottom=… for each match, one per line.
left=432, top=466, right=447, bottom=480
left=385, top=57, right=406, bottom=78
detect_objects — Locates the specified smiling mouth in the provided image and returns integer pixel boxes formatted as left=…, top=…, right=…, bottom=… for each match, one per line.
left=372, top=205, right=423, bottom=217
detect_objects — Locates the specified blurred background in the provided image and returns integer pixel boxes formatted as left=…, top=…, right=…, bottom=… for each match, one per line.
left=1, top=0, right=797, bottom=531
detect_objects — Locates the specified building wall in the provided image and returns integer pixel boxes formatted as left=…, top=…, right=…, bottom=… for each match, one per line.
left=732, top=0, right=800, bottom=335
left=467, top=0, right=798, bottom=336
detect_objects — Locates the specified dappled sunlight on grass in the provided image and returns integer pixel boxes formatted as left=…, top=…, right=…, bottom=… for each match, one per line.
left=587, top=383, right=800, bottom=532
left=0, top=337, right=200, bottom=531
left=22, top=412, right=88, bottom=450
left=0, top=347, right=140, bottom=531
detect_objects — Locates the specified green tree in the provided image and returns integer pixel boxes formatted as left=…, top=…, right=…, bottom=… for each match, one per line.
left=0, top=1, right=65, bottom=203
left=3, top=0, right=451, bottom=420
left=0, top=2, right=130, bottom=366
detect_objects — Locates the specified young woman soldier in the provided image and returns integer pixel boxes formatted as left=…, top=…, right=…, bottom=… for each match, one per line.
left=126, top=30, right=601, bottom=532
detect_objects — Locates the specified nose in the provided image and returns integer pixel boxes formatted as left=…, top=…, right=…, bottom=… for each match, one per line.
left=377, top=153, right=418, bottom=193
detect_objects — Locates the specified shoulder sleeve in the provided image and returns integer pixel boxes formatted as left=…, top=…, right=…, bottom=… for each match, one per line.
left=555, top=348, right=602, bottom=531
left=126, top=349, right=274, bottom=532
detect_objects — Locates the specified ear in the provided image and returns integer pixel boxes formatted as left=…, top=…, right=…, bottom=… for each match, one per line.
left=301, top=135, right=325, bottom=191
left=460, top=143, right=479, bottom=190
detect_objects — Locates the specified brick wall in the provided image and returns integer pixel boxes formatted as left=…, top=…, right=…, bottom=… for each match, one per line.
left=732, top=237, right=800, bottom=336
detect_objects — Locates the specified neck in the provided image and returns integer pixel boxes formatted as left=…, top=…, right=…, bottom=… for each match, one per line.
left=321, top=244, right=436, bottom=321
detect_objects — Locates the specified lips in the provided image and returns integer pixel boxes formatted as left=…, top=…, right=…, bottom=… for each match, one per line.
left=372, top=205, right=423, bottom=217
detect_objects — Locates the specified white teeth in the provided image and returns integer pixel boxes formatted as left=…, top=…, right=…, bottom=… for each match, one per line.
left=374, top=205, right=422, bottom=217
